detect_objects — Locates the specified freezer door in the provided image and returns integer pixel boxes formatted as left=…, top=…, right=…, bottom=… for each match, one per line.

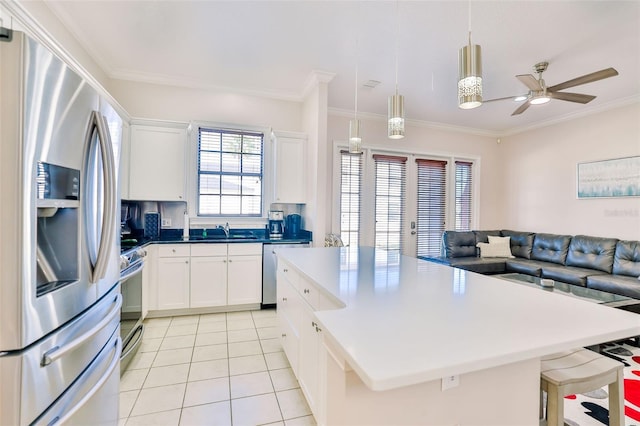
left=0, top=285, right=122, bottom=425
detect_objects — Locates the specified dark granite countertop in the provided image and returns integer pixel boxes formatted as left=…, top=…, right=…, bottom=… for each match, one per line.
left=121, top=228, right=312, bottom=253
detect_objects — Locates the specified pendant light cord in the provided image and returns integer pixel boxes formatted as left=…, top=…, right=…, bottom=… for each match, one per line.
left=354, top=37, right=358, bottom=120
left=395, top=1, right=399, bottom=96
left=467, top=0, right=472, bottom=45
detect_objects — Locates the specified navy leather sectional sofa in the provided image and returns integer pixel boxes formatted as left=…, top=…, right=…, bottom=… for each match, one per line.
left=422, top=230, right=640, bottom=299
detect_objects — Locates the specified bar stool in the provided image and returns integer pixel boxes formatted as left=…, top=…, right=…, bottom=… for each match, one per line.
left=540, top=348, right=624, bottom=426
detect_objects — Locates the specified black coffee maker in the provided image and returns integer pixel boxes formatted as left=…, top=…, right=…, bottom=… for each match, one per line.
left=268, top=210, right=285, bottom=239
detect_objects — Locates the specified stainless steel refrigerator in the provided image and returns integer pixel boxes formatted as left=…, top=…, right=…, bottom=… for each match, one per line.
left=0, top=31, right=123, bottom=425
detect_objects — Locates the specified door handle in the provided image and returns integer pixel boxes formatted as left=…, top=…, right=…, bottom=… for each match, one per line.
left=41, top=293, right=122, bottom=366
left=86, top=111, right=117, bottom=284
left=47, top=335, right=122, bottom=425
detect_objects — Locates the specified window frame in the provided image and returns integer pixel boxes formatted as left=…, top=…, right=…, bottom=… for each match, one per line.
left=188, top=123, right=271, bottom=222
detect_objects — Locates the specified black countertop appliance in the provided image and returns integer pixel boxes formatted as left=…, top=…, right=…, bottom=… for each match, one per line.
left=285, top=214, right=301, bottom=238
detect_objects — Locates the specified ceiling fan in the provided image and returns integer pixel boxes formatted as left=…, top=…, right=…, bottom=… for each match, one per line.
left=486, top=62, right=619, bottom=116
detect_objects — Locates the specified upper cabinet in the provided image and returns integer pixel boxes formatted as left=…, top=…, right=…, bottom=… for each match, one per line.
left=273, top=133, right=307, bottom=204
left=126, top=122, right=188, bottom=201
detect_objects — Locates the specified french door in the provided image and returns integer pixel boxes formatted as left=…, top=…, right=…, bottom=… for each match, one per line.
left=337, top=148, right=476, bottom=258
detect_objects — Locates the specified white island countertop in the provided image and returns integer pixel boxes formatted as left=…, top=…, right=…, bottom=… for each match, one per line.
left=276, top=246, right=640, bottom=391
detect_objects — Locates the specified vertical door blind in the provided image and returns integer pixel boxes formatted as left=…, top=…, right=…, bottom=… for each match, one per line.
left=454, top=161, right=473, bottom=231
left=339, top=150, right=363, bottom=247
left=416, top=159, right=448, bottom=257
left=198, top=128, right=263, bottom=216
left=373, top=154, right=406, bottom=252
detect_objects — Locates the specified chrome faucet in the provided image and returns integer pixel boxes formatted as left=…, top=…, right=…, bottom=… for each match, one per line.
left=217, top=222, right=230, bottom=238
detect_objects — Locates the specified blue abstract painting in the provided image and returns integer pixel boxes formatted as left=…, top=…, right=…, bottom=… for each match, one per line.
left=577, top=156, right=640, bottom=198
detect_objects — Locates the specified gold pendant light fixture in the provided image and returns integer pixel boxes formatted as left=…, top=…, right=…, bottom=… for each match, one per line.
left=458, top=1, right=483, bottom=109
left=388, top=1, right=405, bottom=139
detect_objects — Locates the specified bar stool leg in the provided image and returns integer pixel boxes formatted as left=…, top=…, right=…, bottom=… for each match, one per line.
left=608, top=368, right=624, bottom=426
left=546, top=385, right=564, bottom=426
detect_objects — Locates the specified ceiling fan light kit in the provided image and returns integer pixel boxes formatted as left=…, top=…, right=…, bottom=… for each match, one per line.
left=485, top=61, right=619, bottom=116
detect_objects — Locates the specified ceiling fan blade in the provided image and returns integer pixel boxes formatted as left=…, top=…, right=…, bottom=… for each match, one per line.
left=516, top=74, right=541, bottom=91
left=547, top=68, right=618, bottom=92
left=550, top=92, right=596, bottom=104
left=483, top=95, right=523, bottom=103
left=511, top=101, right=531, bottom=116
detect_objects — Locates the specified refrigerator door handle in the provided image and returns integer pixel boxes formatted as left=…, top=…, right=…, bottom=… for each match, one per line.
left=86, top=111, right=117, bottom=284
left=46, top=335, right=122, bottom=426
left=41, top=293, right=122, bottom=366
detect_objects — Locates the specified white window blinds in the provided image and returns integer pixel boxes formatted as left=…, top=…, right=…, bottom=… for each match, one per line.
left=455, top=161, right=473, bottom=231
left=416, top=159, right=448, bottom=257
left=339, top=150, right=362, bottom=247
left=374, top=154, right=406, bottom=252
left=198, top=128, right=263, bottom=216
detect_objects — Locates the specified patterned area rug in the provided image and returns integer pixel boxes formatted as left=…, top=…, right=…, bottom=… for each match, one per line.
left=556, top=340, right=640, bottom=425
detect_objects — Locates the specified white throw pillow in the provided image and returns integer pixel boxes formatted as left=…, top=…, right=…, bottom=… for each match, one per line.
left=476, top=241, right=514, bottom=258
left=488, top=236, right=511, bottom=245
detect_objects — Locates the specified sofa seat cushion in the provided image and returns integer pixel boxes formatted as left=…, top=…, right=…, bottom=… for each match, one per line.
left=447, top=257, right=507, bottom=274
left=565, top=235, right=618, bottom=273
left=587, top=274, right=640, bottom=299
left=540, top=264, right=601, bottom=287
left=505, top=259, right=545, bottom=276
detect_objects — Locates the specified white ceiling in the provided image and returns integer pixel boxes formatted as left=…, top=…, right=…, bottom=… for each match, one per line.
left=44, top=0, right=640, bottom=135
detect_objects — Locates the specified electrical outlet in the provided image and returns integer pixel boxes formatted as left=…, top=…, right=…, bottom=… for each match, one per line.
left=161, top=218, right=171, bottom=227
left=441, top=375, right=459, bottom=391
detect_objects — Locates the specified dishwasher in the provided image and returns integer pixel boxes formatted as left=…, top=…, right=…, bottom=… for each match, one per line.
left=262, top=242, right=310, bottom=307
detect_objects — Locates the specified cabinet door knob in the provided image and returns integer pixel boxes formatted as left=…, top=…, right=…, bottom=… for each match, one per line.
left=185, top=260, right=189, bottom=264
left=282, top=297, right=287, bottom=302
left=303, top=288, right=310, bottom=294
left=228, top=259, right=232, bottom=263
left=223, top=259, right=227, bottom=263
left=281, top=333, right=287, bottom=338
left=172, top=249, right=176, bottom=253
left=315, top=327, right=322, bottom=333
left=283, top=269, right=288, bottom=272
left=311, top=321, right=317, bottom=327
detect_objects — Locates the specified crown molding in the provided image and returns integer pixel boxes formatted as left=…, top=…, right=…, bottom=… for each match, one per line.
left=500, top=95, right=640, bottom=136
left=301, top=70, right=336, bottom=99
left=328, top=107, right=502, bottom=138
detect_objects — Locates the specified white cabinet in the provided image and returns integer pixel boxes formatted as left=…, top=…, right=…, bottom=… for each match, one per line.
left=155, top=244, right=190, bottom=310
left=148, top=243, right=262, bottom=314
left=190, top=244, right=227, bottom=308
left=128, top=123, right=187, bottom=201
left=119, top=121, right=131, bottom=200
left=273, top=135, right=306, bottom=203
left=277, top=259, right=338, bottom=420
left=228, top=244, right=263, bottom=305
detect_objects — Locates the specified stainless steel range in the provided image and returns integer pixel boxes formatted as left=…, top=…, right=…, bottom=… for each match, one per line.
left=119, top=246, right=147, bottom=372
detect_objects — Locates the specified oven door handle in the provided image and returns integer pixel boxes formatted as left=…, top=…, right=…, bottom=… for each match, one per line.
left=120, top=260, right=145, bottom=283
left=46, top=335, right=122, bottom=426
left=41, top=293, right=122, bottom=366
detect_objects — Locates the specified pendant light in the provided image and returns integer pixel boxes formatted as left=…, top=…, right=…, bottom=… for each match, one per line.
left=349, top=36, right=362, bottom=153
left=388, top=1, right=404, bottom=139
left=458, top=1, right=482, bottom=109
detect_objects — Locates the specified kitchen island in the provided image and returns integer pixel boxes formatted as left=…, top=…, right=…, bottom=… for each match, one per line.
left=275, top=246, right=640, bottom=425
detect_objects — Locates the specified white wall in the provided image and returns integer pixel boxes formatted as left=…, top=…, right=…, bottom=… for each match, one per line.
left=326, top=114, right=505, bottom=235
left=499, top=102, right=640, bottom=240
left=109, top=79, right=303, bottom=131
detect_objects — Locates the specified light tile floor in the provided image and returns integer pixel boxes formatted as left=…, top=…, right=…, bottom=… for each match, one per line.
left=119, top=309, right=316, bottom=426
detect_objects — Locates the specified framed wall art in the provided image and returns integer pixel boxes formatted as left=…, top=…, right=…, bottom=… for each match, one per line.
left=577, top=155, right=640, bottom=198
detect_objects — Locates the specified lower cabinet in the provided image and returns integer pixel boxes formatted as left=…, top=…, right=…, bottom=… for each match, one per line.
left=149, top=243, right=262, bottom=313
left=155, top=245, right=190, bottom=310
left=277, top=258, right=338, bottom=423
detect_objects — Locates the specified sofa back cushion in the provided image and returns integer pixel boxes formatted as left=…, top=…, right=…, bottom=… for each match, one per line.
left=565, top=235, right=618, bottom=273
left=473, top=230, right=502, bottom=244
left=531, top=233, right=572, bottom=265
left=612, top=240, right=640, bottom=277
left=443, top=231, right=477, bottom=258
left=501, top=230, right=534, bottom=259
